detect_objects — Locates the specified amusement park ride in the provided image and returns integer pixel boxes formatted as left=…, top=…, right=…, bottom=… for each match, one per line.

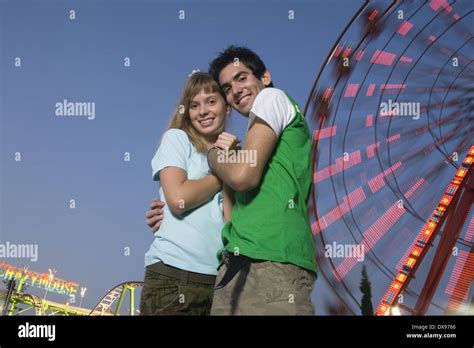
left=1, top=0, right=472, bottom=316
left=306, top=0, right=473, bottom=315
left=0, top=262, right=143, bottom=316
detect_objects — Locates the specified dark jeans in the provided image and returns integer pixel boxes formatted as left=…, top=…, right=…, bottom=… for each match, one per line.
left=140, top=265, right=215, bottom=315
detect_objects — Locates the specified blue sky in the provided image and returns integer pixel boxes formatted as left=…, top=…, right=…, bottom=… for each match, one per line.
left=0, top=0, right=363, bottom=313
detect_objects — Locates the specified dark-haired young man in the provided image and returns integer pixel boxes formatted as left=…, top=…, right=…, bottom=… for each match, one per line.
left=146, top=46, right=316, bottom=315
left=205, top=46, right=316, bottom=315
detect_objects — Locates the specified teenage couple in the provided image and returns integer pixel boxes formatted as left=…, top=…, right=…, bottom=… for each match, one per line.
left=140, top=46, right=316, bottom=315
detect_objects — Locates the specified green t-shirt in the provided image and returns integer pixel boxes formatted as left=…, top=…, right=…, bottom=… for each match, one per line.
left=221, top=88, right=316, bottom=272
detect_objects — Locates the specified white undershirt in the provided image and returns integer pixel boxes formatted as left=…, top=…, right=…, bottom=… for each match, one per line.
left=248, top=87, right=296, bottom=137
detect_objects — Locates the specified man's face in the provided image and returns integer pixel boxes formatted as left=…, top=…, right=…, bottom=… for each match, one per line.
left=218, top=63, right=272, bottom=117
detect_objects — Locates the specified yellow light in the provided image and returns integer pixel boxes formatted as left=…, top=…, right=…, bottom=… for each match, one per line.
left=376, top=305, right=390, bottom=316
left=397, top=274, right=406, bottom=282
left=391, top=306, right=402, bottom=316
left=440, top=194, right=453, bottom=206
left=457, top=168, right=466, bottom=178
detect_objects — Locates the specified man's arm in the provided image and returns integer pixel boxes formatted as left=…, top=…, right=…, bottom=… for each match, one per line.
left=209, top=117, right=278, bottom=192
left=223, top=184, right=235, bottom=222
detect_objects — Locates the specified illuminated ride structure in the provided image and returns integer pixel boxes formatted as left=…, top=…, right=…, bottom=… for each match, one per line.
left=1, top=281, right=143, bottom=316
left=305, top=0, right=473, bottom=315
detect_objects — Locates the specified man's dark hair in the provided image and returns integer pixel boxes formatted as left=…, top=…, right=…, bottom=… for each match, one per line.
left=209, top=45, right=274, bottom=87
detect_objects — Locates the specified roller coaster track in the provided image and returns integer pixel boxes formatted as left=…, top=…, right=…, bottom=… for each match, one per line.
left=1, top=281, right=143, bottom=316
left=89, top=281, right=143, bottom=316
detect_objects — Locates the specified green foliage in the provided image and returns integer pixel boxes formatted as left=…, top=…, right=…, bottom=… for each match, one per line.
left=360, top=265, right=374, bottom=315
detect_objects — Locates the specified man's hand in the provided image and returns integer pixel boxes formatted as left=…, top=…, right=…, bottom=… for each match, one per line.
left=214, top=131, right=241, bottom=152
left=145, top=199, right=165, bottom=233
left=208, top=117, right=277, bottom=192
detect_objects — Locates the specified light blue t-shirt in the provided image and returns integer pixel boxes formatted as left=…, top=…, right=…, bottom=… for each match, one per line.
left=144, top=129, right=224, bottom=275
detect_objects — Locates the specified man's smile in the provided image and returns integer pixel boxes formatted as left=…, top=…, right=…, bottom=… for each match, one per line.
left=236, top=94, right=251, bottom=107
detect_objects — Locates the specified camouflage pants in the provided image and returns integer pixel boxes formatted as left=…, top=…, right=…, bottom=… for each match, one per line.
left=140, top=266, right=215, bottom=315
left=210, top=260, right=316, bottom=315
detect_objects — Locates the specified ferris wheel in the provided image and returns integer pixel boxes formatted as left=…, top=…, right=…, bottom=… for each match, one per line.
left=305, top=0, right=473, bottom=315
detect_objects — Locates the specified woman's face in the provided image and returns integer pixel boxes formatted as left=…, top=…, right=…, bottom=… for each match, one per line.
left=188, top=89, right=229, bottom=138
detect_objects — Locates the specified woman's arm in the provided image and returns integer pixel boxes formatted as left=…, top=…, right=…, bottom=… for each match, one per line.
left=223, top=184, right=235, bottom=223
left=160, top=167, right=222, bottom=216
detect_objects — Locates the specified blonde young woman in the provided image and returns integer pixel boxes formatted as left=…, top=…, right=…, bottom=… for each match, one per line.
left=140, top=72, right=234, bottom=315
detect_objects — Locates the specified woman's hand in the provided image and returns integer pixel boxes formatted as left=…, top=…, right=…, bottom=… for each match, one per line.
left=214, top=132, right=241, bottom=152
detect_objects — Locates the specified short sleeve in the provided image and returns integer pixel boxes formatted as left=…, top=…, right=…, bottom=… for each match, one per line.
left=248, top=88, right=296, bottom=137
left=151, top=129, right=191, bottom=181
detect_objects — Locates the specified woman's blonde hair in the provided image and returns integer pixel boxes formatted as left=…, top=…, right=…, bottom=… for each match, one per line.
left=168, top=72, right=227, bottom=153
